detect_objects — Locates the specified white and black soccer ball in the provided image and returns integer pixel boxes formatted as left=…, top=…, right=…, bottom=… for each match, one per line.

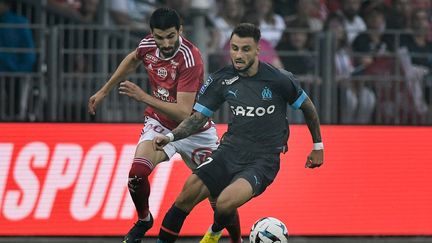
left=249, top=217, right=289, bottom=243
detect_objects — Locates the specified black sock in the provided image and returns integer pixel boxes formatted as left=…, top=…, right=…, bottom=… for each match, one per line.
left=225, top=210, right=241, bottom=242
left=158, top=204, right=189, bottom=243
left=210, top=201, right=241, bottom=242
left=212, top=210, right=236, bottom=233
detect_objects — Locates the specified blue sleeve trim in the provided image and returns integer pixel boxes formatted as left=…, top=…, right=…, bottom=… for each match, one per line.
left=291, top=90, right=308, bottom=110
left=193, top=103, right=214, bottom=117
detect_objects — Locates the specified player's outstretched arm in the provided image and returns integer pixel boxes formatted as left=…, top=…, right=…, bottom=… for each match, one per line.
left=300, top=97, right=324, bottom=169
left=120, top=89, right=197, bottom=123
left=88, top=50, right=141, bottom=115
left=153, top=112, right=208, bottom=151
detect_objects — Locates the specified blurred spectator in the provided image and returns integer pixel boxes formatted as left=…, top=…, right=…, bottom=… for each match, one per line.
left=80, top=0, right=99, bottom=22
left=352, top=7, right=394, bottom=69
left=273, top=0, right=297, bottom=20
left=324, top=13, right=375, bottom=124
left=360, top=0, right=391, bottom=18
left=398, top=8, right=432, bottom=119
left=285, top=0, right=326, bottom=31
left=164, top=0, right=220, bottom=54
left=0, top=1, right=35, bottom=72
left=401, top=9, right=432, bottom=69
left=386, top=0, right=412, bottom=30
left=0, top=0, right=36, bottom=120
left=47, top=0, right=81, bottom=19
left=411, top=0, right=432, bottom=9
left=325, top=13, right=353, bottom=80
left=48, top=0, right=100, bottom=23
left=353, top=7, right=396, bottom=124
left=276, top=19, right=315, bottom=75
left=325, top=0, right=342, bottom=13
left=246, top=0, right=286, bottom=47
left=110, top=0, right=156, bottom=34
left=164, top=0, right=191, bottom=17
left=339, top=0, right=366, bottom=44
left=212, top=0, right=245, bottom=49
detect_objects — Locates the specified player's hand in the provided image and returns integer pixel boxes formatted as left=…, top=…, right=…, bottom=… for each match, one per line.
left=119, top=80, right=146, bottom=102
left=88, top=91, right=107, bottom=115
left=153, top=135, right=170, bottom=151
left=305, top=149, right=324, bottom=169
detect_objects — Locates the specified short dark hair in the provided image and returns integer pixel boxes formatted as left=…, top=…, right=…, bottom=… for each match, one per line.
left=149, top=8, right=182, bottom=31
left=230, top=23, right=261, bottom=43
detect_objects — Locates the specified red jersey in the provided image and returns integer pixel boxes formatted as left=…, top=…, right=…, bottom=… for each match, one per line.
left=136, top=35, right=204, bottom=130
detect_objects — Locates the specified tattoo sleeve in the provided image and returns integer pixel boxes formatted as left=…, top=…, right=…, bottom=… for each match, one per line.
left=300, top=97, right=322, bottom=143
left=172, top=112, right=208, bottom=141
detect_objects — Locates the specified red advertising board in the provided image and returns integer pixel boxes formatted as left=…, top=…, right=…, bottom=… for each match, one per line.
left=0, top=123, right=431, bottom=236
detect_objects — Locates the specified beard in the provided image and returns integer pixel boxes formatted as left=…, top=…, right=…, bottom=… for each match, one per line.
left=159, top=38, right=180, bottom=58
left=232, top=58, right=255, bottom=74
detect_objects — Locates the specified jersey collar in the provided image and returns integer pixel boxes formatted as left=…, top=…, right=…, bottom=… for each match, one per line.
left=155, top=36, right=183, bottom=61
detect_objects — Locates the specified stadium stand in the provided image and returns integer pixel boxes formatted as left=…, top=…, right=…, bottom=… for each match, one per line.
left=1, top=0, right=432, bottom=125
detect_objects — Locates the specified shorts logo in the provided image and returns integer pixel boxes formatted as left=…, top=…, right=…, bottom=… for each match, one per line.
left=157, top=67, right=168, bottom=79
left=191, top=148, right=213, bottom=165
left=262, top=87, right=272, bottom=100
left=253, top=175, right=261, bottom=186
left=196, top=156, right=213, bottom=169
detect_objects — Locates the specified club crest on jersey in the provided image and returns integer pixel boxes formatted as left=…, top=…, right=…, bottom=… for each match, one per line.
left=222, top=76, right=239, bottom=85
left=157, top=67, right=168, bottom=79
left=145, top=53, right=159, bottom=64
left=261, top=86, right=272, bottom=100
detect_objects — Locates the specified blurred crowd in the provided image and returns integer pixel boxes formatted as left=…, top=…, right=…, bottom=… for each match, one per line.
left=2, top=0, right=432, bottom=124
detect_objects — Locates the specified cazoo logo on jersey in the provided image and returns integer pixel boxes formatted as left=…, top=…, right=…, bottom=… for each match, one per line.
left=230, top=105, right=275, bottom=117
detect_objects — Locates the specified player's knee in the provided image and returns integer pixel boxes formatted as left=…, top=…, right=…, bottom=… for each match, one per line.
left=174, top=193, right=191, bottom=211
left=215, top=197, right=237, bottom=215
left=128, top=159, right=153, bottom=191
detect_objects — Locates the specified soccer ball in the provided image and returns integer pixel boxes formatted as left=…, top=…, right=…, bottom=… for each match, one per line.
left=249, top=217, right=289, bottom=243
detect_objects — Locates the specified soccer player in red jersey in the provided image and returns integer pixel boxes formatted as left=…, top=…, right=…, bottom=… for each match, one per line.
left=88, top=8, right=242, bottom=243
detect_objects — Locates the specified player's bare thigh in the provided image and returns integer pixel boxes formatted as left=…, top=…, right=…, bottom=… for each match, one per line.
left=134, top=140, right=168, bottom=166
left=175, top=174, right=211, bottom=212
left=216, top=178, right=253, bottom=212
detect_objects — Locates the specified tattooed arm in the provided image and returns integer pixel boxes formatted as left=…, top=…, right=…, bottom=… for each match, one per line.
left=300, top=97, right=324, bottom=168
left=171, top=112, right=208, bottom=140
left=153, top=112, right=208, bottom=150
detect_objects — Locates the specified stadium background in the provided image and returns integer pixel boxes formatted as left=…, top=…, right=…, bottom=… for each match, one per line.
left=1, top=0, right=432, bottom=242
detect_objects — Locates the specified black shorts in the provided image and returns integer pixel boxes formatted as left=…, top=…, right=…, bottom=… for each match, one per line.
left=193, top=144, right=280, bottom=198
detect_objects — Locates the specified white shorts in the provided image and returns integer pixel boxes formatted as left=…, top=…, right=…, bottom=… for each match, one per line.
left=138, top=116, right=219, bottom=170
